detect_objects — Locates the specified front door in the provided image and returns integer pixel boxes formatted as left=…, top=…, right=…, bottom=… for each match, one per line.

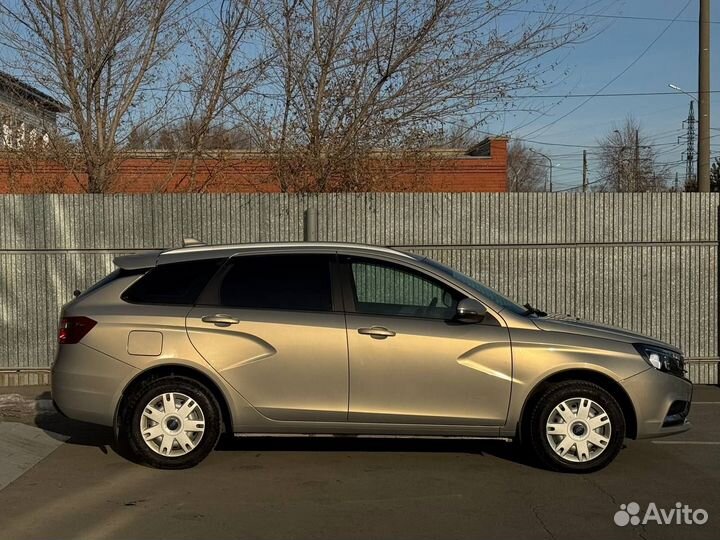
left=343, top=256, right=512, bottom=426
left=186, top=253, right=348, bottom=422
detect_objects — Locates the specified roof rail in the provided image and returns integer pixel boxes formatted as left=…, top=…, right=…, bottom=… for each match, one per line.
left=182, top=237, right=206, bottom=248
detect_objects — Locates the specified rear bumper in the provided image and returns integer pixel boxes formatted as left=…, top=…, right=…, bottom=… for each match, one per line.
left=51, top=344, right=139, bottom=427
left=621, top=368, right=693, bottom=439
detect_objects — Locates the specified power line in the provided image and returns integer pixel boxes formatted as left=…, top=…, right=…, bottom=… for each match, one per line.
left=505, top=9, right=720, bottom=25
left=474, top=127, right=717, bottom=154
left=515, top=138, right=692, bottom=150
left=518, top=103, right=691, bottom=141
left=533, top=162, right=585, bottom=173
left=548, top=140, right=718, bottom=192
left=514, top=90, right=720, bottom=99
left=554, top=174, right=610, bottom=192
left=519, top=0, right=693, bottom=140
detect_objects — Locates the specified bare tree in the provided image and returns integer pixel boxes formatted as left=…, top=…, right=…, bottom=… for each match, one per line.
left=507, top=141, right=547, bottom=192
left=0, top=133, right=88, bottom=192
left=709, top=156, right=720, bottom=192
left=123, top=0, right=266, bottom=191
left=170, top=0, right=265, bottom=190
left=0, top=0, right=604, bottom=193
left=426, top=122, right=485, bottom=150
left=684, top=157, right=720, bottom=192
left=247, top=0, right=592, bottom=192
left=127, top=121, right=254, bottom=152
left=0, top=0, right=190, bottom=192
left=596, top=116, right=670, bottom=192
left=180, top=1, right=258, bottom=153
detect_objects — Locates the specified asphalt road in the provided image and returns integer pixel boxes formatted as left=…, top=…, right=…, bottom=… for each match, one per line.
left=0, top=385, right=718, bottom=540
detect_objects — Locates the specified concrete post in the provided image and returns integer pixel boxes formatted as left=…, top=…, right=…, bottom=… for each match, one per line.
left=303, top=207, right=318, bottom=241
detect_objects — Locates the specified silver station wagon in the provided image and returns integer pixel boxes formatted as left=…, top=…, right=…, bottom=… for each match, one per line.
left=52, top=241, right=692, bottom=472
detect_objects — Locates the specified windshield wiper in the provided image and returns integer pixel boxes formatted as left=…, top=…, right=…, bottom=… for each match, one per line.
left=523, top=303, right=547, bottom=317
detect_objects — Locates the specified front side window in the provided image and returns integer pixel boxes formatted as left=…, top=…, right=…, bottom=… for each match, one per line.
left=122, top=258, right=225, bottom=305
left=349, top=259, right=460, bottom=319
left=419, top=256, right=527, bottom=316
left=217, top=254, right=332, bottom=311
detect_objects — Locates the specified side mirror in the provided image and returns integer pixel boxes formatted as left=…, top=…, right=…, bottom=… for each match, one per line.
left=455, top=298, right=487, bottom=324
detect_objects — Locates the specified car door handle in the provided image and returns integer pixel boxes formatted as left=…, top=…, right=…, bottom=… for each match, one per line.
left=201, top=314, right=240, bottom=326
left=358, top=326, right=396, bottom=339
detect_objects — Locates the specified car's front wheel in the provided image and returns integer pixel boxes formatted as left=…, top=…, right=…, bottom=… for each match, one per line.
left=123, top=376, right=221, bottom=469
left=527, top=380, right=626, bottom=473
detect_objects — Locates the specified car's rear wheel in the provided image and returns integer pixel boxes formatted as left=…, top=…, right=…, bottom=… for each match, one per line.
left=527, top=380, right=625, bottom=473
left=124, top=376, right=221, bottom=469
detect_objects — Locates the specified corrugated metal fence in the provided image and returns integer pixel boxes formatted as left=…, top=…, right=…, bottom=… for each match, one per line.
left=1, top=193, right=717, bottom=384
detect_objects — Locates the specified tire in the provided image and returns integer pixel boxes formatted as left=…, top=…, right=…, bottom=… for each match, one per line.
left=526, top=380, right=625, bottom=473
left=123, top=376, right=222, bottom=469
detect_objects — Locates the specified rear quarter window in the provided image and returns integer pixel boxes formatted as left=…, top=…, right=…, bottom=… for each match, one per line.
left=122, top=258, right=225, bottom=305
left=76, top=268, right=146, bottom=299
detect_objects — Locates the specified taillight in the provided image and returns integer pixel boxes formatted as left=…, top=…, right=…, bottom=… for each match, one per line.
left=58, top=317, right=97, bottom=344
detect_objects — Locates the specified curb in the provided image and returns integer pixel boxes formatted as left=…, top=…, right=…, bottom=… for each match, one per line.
left=0, top=394, right=57, bottom=419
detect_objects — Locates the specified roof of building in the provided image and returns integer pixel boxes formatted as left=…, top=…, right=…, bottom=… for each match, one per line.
left=0, top=71, right=67, bottom=113
left=117, top=139, right=506, bottom=160
left=466, top=136, right=508, bottom=157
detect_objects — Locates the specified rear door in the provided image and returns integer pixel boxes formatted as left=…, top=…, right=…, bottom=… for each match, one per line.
left=186, top=253, right=348, bottom=422
left=342, top=255, right=512, bottom=426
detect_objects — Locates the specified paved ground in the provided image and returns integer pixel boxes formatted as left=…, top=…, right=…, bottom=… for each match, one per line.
left=0, top=385, right=718, bottom=540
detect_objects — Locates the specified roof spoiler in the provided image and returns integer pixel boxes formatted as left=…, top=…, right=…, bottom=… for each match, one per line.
left=113, top=238, right=206, bottom=270
left=113, top=250, right=163, bottom=270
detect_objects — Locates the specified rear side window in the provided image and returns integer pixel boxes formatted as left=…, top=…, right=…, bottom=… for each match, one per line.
left=122, top=259, right=225, bottom=305
left=215, top=254, right=332, bottom=311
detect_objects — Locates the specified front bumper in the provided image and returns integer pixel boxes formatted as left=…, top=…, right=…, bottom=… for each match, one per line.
left=51, top=343, right=139, bottom=427
left=621, top=367, right=693, bottom=439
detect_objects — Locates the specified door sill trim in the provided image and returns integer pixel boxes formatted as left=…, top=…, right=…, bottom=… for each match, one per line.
left=231, top=433, right=512, bottom=442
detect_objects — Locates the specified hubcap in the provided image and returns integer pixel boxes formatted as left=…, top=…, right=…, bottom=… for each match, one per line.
left=545, top=397, right=612, bottom=463
left=140, top=392, right=205, bottom=457
left=571, top=422, right=586, bottom=437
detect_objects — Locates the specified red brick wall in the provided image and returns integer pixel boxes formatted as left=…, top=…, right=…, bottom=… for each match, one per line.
left=420, top=139, right=507, bottom=192
left=0, top=138, right=507, bottom=193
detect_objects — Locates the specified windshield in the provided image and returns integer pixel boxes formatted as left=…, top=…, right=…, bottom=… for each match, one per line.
left=419, top=256, right=528, bottom=316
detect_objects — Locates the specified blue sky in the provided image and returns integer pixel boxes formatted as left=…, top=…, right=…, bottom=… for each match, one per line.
left=484, top=0, right=720, bottom=191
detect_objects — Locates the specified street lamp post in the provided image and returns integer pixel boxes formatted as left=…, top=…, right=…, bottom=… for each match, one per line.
left=669, top=83, right=696, bottom=101
left=530, top=149, right=552, bottom=192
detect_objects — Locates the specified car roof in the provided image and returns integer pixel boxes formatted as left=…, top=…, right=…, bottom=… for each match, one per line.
left=114, top=242, right=414, bottom=269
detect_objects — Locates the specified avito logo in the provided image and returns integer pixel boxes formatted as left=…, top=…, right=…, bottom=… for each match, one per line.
left=614, top=502, right=708, bottom=526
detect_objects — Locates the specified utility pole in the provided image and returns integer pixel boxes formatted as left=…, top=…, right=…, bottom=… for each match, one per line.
left=698, top=0, right=711, bottom=191
left=549, top=163, right=553, bottom=193
left=675, top=171, right=679, bottom=192
left=618, top=146, right=628, bottom=191
left=633, top=129, right=640, bottom=192
left=582, top=150, right=588, bottom=192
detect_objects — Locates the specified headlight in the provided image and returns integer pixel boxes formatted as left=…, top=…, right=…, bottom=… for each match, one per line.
left=633, top=343, right=686, bottom=377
